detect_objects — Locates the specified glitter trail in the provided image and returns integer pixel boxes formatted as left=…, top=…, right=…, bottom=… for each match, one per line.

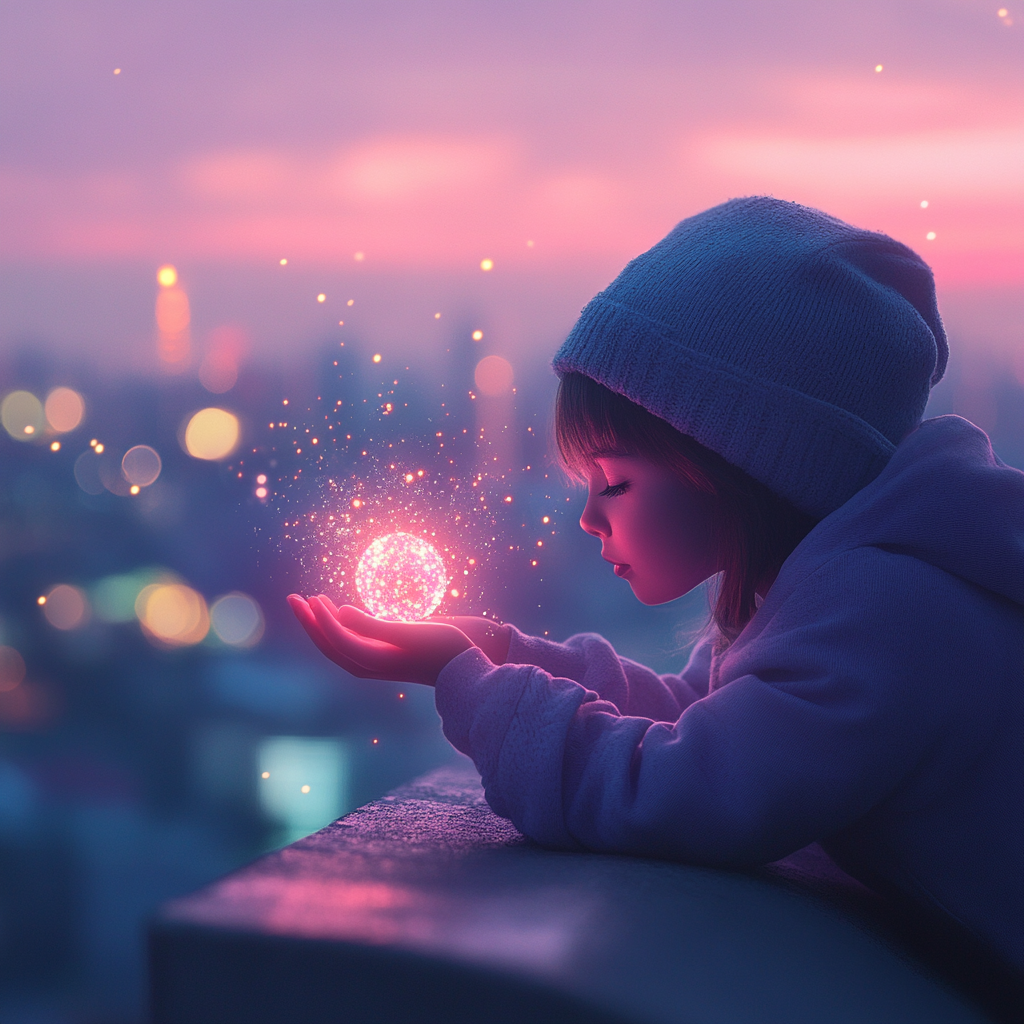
left=355, top=532, right=448, bottom=621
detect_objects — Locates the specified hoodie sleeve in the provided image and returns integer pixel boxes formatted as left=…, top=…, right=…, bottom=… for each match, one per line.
left=504, top=626, right=712, bottom=721
left=434, top=547, right=983, bottom=864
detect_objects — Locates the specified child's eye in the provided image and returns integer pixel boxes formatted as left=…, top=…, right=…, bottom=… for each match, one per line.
left=598, top=482, right=629, bottom=497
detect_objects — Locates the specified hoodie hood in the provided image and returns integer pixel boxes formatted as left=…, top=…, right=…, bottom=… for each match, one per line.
left=789, top=415, right=1024, bottom=607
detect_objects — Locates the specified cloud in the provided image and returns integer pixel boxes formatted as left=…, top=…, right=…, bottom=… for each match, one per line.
left=692, top=128, right=1024, bottom=202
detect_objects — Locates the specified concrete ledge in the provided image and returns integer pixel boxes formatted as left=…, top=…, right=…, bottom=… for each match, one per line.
left=150, top=760, right=1002, bottom=1023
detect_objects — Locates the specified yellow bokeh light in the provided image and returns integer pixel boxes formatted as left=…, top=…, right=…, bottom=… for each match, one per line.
left=157, top=265, right=178, bottom=288
left=2, top=391, right=44, bottom=441
left=42, top=584, right=89, bottom=630
left=997, top=7, right=1008, bottom=16
left=279, top=258, right=288, bottom=265
left=183, top=408, right=240, bottom=460
left=920, top=199, right=929, bottom=208
left=317, top=293, right=326, bottom=303
left=480, top=258, right=494, bottom=271
left=137, top=583, right=209, bottom=646
left=51, top=441, right=61, bottom=451
left=372, top=354, right=382, bottom=363
left=45, top=387, right=85, bottom=433
left=301, top=785, right=311, bottom=794
left=474, top=355, right=514, bottom=396
left=874, top=64, right=883, bottom=72
left=471, top=330, right=484, bottom=342
left=926, top=231, right=937, bottom=241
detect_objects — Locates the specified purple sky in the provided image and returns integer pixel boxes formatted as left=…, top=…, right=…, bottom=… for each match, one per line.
left=0, top=1, right=1020, bottom=371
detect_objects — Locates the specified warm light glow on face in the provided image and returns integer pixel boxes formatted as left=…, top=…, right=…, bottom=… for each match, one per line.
left=474, top=355, right=514, bottom=396
left=355, top=532, right=448, bottom=621
left=121, top=445, right=162, bottom=486
left=44, top=387, right=85, bottom=432
left=480, top=258, right=494, bottom=271
left=136, top=582, right=209, bottom=645
left=157, top=265, right=178, bottom=288
left=471, top=330, right=484, bottom=341
left=183, top=408, right=240, bottom=460
left=1, top=391, right=44, bottom=441
left=42, top=584, right=89, bottom=630
left=210, top=592, right=264, bottom=647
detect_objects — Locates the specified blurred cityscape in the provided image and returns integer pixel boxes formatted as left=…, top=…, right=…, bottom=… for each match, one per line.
left=0, top=270, right=727, bottom=1023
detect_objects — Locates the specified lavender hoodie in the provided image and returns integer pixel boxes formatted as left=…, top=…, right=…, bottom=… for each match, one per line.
left=435, top=416, right=1024, bottom=972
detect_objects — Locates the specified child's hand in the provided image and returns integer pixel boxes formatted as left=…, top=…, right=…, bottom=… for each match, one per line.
left=427, top=615, right=511, bottom=665
left=287, top=594, right=474, bottom=687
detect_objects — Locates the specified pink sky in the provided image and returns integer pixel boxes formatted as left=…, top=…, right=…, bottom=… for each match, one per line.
left=0, top=1, right=1020, bottom=365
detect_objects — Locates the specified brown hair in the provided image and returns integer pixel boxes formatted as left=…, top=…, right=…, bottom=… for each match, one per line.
left=555, top=373, right=818, bottom=638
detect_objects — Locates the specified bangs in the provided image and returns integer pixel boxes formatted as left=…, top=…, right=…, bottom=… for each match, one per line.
left=554, top=373, right=634, bottom=480
left=554, top=372, right=716, bottom=492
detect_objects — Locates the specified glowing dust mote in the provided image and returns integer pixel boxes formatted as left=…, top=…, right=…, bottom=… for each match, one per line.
left=355, top=532, right=449, bottom=621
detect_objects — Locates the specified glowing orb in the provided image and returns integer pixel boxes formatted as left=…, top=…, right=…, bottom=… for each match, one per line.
left=355, top=532, right=448, bottom=621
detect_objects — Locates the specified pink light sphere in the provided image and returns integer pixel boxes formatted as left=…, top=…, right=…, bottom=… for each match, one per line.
left=355, top=532, right=448, bottom=621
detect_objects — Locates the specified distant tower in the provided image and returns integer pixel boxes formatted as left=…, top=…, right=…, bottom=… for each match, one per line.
left=473, top=348, right=519, bottom=482
left=155, top=265, right=191, bottom=369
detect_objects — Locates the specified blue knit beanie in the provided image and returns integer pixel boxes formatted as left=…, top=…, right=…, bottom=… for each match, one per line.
left=553, top=197, right=947, bottom=518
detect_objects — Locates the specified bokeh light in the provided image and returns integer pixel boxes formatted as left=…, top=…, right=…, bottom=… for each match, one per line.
left=199, top=324, right=247, bottom=394
left=73, top=449, right=106, bottom=495
left=92, top=569, right=162, bottom=623
left=121, top=445, right=162, bottom=487
left=136, top=582, right=209, bottom=646
left=183, top=408, right=240, bottom=460
left=474, top=355, right=514, bottom=396
left=210, top=592, right=265, bottom=647
left=42, top=584, right=90, bottom=630
left=0, top=647, right=26, bottom=692
left=44, top=387, right=85, bottom=432
left=1, top=390, right=44, bottom=440
left=156, top=265, right=178, bottom=288
left=355, top=532, right=448, bottom=621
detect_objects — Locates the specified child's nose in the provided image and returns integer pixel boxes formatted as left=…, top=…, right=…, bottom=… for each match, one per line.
left=579, top=499, right=608, bottom=539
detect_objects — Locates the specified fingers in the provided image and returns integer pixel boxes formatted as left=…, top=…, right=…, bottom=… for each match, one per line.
left=309, top=598, right=404, bottom=675
left=334, top=603, right=416, bottom=642
left=288, top=595, right=376, bottom=677
left=316, top=594, right=343, bottom=619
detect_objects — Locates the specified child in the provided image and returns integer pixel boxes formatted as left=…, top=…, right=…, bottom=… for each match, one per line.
left=289, top=197, right=1023, bottom=975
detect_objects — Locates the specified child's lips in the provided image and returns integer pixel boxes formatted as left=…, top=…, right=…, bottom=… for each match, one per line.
left=613, top=563, right=631, bottom=578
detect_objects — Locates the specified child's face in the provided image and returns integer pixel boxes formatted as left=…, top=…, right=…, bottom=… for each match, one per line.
left=579, top=455, right=720, bottom=605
